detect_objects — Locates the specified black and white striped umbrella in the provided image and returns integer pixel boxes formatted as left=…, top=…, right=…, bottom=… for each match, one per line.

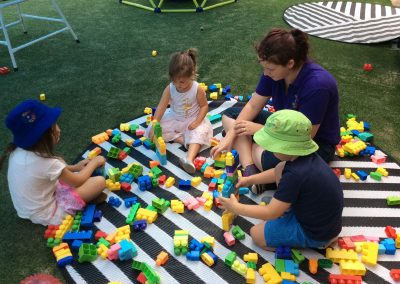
left=284, top=1, right=400, bottom=43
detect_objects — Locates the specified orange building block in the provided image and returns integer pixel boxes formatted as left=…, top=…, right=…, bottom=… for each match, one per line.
left=156, top=251, right=169, bottom=266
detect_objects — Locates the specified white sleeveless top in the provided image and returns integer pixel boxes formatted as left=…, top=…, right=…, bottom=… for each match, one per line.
left=169, top=81, right=200, bottom=120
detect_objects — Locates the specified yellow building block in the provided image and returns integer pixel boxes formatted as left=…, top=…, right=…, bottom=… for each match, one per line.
left=204, top=200, right=213, bottom=211
left=88, top=147, right=101, bottom=159
left=222, top=211, right=235, bottom=231
left=201, top=191, right=213, bottom=201
left=281, top=272, right=296, bottom=281
left=125, top=138, right=133, bottom=147
left=201, top=236, right=215, bottom=247
left=210, top=92, right=218, bottom=100
left=106, top=179, right=121, bottom=191
left=326, top=248, right=358, bottom=263
left=191, top=176, right=202, bottom=187
left=344, top=168, right=352, bottom=179
left=97, top=244, right=109, bottom=259
left=258, top=263, right=282, bottom=284
left=339, top=259, right=366, bottom=276
left=115, top=225, right=130, bottom=243
left=243, top=252, right=258, bottom=263
left=231, top=259, right=247, bottom=276
left=225, top=152, right=234, bottom=166
left=120, top=123, right=130, bottom=131
left=171, top=200, right=184, bottom=213
left=105, top=231, right=116, bottom=245
left=246, top=268, right=255, bottom=284
left=376, top=167, right=388, bottom=177
left=92, top=132, right=109, bottom=144
left=361, top=242, right=379, bottom=266
left=166, top=177, right=175, bottom=188
left=201, top=252, right=215, bottom=266
left=55, top=215, right=74, bottom=239
left=144, top=107, right=152, bottom=114
left=136, top=208, right=158, bottom=223
left=351, top=172, right=360, bottom=182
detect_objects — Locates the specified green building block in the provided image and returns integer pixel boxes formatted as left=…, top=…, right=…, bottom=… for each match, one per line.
left=130, top=124, right=139, bottom=133
left=274, top=258, right=285, bottom=273
left=126, top=203, right=141, bottom=225
left=128, top=164, right=143, bottom=179
left=153, top=122, right=162, bottom=139
left=387, top=196, right=400, bottom=206
left=150, top=166, right=163, bottom=178
left=152, top=198, right=170, bottom=214
left=291, top=249, right=305, bottom=264
left=112, top=133, right=121, bottom=143
left=232, top=225, right=245, bottom=240
left=224, top=251, right=237, bottom=267
left=370, top=171, right=382, bottom=181
left=78, top=243, right=97, bottom=263
left=247, top=261, right=256, bottom=269
left=96, top=237, right=110, bottom=248
left=107, top=147, right=121, bottom=159
left=142, top=262, right=161, bottom=284
left=318, top=258, right=333, bottom=268
left=108, top=167, right=121, bottom=182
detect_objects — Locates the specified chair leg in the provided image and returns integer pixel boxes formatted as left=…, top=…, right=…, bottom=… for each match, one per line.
left=50, top=0, right=80, bottom=43
left=0, top=9, right=18, bottom=71
left=16, top=3, right=27, bottom=34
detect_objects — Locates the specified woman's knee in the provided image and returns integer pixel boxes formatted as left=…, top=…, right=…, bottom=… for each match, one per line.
left=222, top=115, right=235, bottom=131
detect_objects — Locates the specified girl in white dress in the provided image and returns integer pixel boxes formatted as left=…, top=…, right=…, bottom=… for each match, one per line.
left=147, top=48, right=213, bottom=174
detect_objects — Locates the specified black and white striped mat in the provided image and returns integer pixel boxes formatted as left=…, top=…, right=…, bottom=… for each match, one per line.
left=284, top=1, right=400, bottom=43
left=61, top=100, right=400, bottom=284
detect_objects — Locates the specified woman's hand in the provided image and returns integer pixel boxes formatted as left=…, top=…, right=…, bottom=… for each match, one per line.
left=219, top=194, right=240, bottom=213
left=234, top=120, right=263, bottom=136
left=188, top=121, right=200, bottom=130
left=210, top=135, right=234, bottom=158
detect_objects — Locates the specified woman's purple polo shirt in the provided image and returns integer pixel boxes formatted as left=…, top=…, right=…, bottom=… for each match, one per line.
left=256, top=61, right=340, bottom=145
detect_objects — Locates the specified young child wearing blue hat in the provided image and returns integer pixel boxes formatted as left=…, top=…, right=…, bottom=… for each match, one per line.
left=219, top=109, right=343, bottom=249
left=1, top=100, right=106, bottom=226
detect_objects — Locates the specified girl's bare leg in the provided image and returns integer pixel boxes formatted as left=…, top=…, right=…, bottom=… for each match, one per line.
left=75, top=176, right=106, bottom=202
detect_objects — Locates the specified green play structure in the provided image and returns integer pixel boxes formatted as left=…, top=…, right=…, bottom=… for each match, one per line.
left=119, top=0, right=237, bottom=13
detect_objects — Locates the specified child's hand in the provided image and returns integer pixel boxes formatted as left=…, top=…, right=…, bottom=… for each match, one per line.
left=148, top=128, right=154, bottom=141
left=188, top=121, right=199, bottom=130
left=235, top=176, right=252, bottom=188
left=219, top=194, right=239, bottom=213
left=92, top=156, right=106, bottom=167
left=76, top=159, right=90, bottom=170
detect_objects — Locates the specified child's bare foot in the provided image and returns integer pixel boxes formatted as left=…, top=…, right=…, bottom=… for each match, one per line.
left=179, top=157, right=196, bottom=174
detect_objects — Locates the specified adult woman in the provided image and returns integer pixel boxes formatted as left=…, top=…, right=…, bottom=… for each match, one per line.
left=210, top=28, right=340, bottom=193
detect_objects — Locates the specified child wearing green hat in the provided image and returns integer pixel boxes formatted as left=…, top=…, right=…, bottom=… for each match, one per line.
left=219, top=109, right=343, bottom=249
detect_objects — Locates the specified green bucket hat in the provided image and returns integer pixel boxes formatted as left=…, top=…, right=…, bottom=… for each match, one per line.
left=254, top=109, right=319, bottom=156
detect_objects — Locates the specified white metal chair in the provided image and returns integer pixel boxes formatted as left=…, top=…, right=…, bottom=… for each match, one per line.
left=0, top=0, right=79, bottom=71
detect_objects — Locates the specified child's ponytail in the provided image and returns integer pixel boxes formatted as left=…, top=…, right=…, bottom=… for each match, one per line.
left=0, top=143, right=16, bottom=171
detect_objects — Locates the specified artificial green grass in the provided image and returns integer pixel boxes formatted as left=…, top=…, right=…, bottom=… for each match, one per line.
left=0, top=0, right=399, bottom=282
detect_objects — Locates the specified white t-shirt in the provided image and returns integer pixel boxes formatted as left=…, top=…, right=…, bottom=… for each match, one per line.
left=7, top=148, right=66, bottom=225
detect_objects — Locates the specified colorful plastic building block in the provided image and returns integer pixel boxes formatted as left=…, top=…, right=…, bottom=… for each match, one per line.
left=156, top=251, right=169, bottom=266
left=108, top=196, right=122, bottom=207
left=308, top=258, right=318, bottom=274
left=328, top=274, right=362, bottom=284
left=390, top=269, right=400, bottom=281
left=232, top=225, right=245, bottom=240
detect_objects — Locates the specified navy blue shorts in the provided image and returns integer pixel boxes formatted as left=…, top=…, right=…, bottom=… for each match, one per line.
left=223, top=107, right=335, bottom=169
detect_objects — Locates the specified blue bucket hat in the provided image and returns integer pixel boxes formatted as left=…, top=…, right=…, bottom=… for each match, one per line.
left=5, top=100, right=61, bottom=149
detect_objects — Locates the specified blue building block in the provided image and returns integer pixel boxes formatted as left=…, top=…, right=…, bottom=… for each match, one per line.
left=186, top=251, right=200, bottom=261
left=225, top=85, right=231, bottom=93
left=225, top=94, right=233, bottom=100
left=156, top=148, right=167, bottom=165
left=207, top=251, right=218, bottom=265
left=213, top=190, right=220, bottom=199
left=133, top=139, right=142, bottom=147
left=238, top=187, right=249, bottom=195
left=63, top=230, right=93, bottom=243
left=81, top=204, right=96, bottom=228
left=71, top=240, right=83, bottom=251
left=108, top=196, right=122, bottom=207
left=247, top=94, right=252, bottom=101
left=189, top=239, right=204, bottom=251
left=120, top=173, right=134, bottom=184
left=178, top=180, right=191, bottom=190
left=124, top=197, right=138, bottom=208
left=381, top=238, right=396, bottom=255
left=119, top=239, right=137, bottom=261
left=112, top=129, right=121, bottom=136
left=284, top=260, right=299, bottom=275
left=378, top=244, right=386, bottom=255
left=282, top=281, right=296, bottom=284
left=133, top=220, right=147, bottom=231
left=93, top=210, right=102, bottom=222
left=222, top=180, right=235, bottom=198
left=275, top=246, right=292, bottom=259
left=208, top=84, right=218, bottom=92
left=137, top=175, right=152, bottom=191
left=57, top=256, right=73, bottom=267
left=356, top=170, right=368, bottom=181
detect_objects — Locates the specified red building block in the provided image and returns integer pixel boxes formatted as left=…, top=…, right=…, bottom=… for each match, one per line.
left=329, top=274, right=362, bottom=284
left=0, top=66, right=10, bottom=75
left=390, top=269, right=400, bottom=281
left=121, top=182, right=131, bottom=192
left=338, top=237, right=355, bottom=250
left=95, top=230, right=108, bottom=241
left=136, top=272, right=147, bottom=284
left=158, top=175, right=167, bottom=185
left=363, top=63, right=373, bottom=71
left=385, top=226, right=397, bottom=239
left=44, top=225, right=59, bottom=239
